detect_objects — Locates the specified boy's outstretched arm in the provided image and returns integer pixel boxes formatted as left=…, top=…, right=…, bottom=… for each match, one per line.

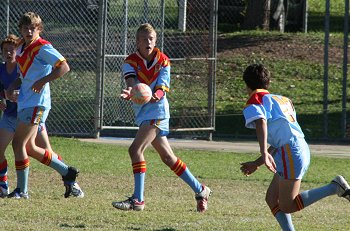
left=120, top=77, right=135, bottom=100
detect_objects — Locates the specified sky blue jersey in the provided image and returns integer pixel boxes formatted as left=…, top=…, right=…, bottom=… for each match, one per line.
left=122, top=48, right=170, bottom=126
left=16, top=37, right=65, bottom=111
left=243, top=89, right=304, bottom=148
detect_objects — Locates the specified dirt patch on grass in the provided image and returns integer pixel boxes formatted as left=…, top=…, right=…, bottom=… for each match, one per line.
left=217, top=33, right=344, bottom=65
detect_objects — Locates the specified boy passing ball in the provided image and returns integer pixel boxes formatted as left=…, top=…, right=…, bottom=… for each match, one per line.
left=240, top=64, right=350, bottom=230
left=113, top=23, right=211, bottom=212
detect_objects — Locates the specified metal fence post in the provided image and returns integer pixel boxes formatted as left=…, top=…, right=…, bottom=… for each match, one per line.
left=94, top=0, right=107, bottom=138
left=6, top=0, right=10, bottom=35
left=342, top=0, right=349, bottom=138
left=208, top=0, right=218, bottom=141
left=323, top=0, right=330, bottom=139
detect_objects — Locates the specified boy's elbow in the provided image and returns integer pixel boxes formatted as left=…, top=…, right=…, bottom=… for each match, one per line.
left=62, top=61, right=70, bottom=73
left=66, top=64, right=70, bottom=73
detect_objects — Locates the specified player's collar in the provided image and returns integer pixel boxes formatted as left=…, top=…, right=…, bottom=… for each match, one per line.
left=249, top=89, right=269, bottom=97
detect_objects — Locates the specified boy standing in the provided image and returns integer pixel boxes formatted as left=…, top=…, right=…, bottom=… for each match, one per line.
left=0, top=34, right=19, bottom=197
left=240, top=63, right=350, bottom=230
left=113, top=23, right=211, bottom=212
left=6, top=12, right=84, bottom=198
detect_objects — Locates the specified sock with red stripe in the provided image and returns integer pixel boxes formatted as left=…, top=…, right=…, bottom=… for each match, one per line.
left=133, top=161, right=146, bottom=202
left=0, top=160, right=8, bottom=190
left=15, top=158, right=30, bottom=193
left=297, top=183, right=337, bottom=209
left=41, top=149, right=68, bottom=176
left=171, top=158, right=202, bottom=193
left=271, top=205, right=295, bottom=231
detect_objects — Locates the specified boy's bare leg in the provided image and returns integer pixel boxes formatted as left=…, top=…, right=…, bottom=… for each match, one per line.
left=10, top=121, right=38, bottom=197
left=266, top=175, right=295, bottom=231
left=152, top=135, right=211, bottom=212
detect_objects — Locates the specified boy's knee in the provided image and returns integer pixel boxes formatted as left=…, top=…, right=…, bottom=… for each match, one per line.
left=128, top=145, right=137, bottom=155
left=128, top=146, right=142, bottom=160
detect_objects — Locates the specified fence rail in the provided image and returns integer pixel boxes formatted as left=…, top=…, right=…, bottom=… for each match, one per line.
left=1, top=0, right=217, bottom=139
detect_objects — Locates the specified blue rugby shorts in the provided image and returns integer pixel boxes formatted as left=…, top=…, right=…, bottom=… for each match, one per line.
left=274, top=137, right=311, bottom=180
left=141, top=118, right=169, bottom=137
left=18, top=106, right=49, bottom=126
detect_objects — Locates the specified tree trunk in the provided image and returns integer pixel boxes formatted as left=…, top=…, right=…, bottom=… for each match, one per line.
left=243, top=0, right=271, bottom=30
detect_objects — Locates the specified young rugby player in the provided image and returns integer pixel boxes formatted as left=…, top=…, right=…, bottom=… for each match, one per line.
left=112, top=23, right=211, bottom=212
left=240, top=63, right=350, bottom=230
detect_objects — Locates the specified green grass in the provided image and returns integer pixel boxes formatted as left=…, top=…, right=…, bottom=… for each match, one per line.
left=1, top=137, right=349, bottom=230
left=215, top=30, right=347, bottom=139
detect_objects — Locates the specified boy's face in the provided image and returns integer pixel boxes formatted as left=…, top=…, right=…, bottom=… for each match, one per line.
left=137, top=31, right=157, bottom=60
left=2, top=43, right=16, bottom=63
left=20, top=24, right=41, bottom=44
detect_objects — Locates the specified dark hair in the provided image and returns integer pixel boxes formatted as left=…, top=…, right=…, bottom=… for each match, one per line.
left=0, top=34, right=20, bottom=51
left=243, top=64, right=270, bottom=90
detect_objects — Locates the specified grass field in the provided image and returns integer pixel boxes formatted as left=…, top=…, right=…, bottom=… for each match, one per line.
left=1, top=137, right=350, bottom=231
left=214, top=0, right=350, bottom=140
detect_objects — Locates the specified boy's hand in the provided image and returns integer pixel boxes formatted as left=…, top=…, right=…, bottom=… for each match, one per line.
left=149, top=95, right=157, bottom=103
left=149, top=89, right=164, bottom=103
left=240, top=161, right=259, bottom=176
left=120, top=87, right=132, bottom=100
left=149, top=93, right=160, bottom=103
left=32, top=80, right=45, bottom=93
left=263, top=152, right=277, bottom=173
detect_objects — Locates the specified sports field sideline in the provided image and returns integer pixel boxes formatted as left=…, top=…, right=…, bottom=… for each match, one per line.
left=80, top=137, right=350, bottom=158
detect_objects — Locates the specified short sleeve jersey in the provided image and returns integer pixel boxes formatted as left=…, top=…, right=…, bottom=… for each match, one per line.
left=122, top=48, right=171, bottom=125
left=16, top=37, right=65, bottom=111
left=243, top=89, right=304, bottom=148
left=0, top=62, right=18, bottom=117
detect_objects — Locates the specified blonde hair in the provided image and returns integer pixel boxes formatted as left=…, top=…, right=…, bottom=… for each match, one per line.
left=18, top=12, right=43, bottom=31
left=0, top=34, right=20, bottom=51
left=136, top=23, right=156, bottom=40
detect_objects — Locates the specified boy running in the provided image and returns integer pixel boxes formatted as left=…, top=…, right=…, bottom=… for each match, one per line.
left=240, top=63, right=350, bottom=230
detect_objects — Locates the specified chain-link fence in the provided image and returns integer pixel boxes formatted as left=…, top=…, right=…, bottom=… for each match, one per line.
left=218, top=0, right=307, bottom=33
left=214, top=0, right=350, bottom=141
left=1, top=0, right=217, bottom=139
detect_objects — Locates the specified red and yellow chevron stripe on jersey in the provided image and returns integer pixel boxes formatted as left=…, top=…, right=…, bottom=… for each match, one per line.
left=245, top=89, right=270, bottom=107
left=16, top=38, right=51, bottom=78
left=124, top=47, right=170, bottom=87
